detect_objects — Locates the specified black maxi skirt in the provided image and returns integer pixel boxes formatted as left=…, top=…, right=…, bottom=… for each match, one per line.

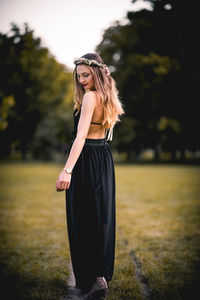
left=65, top=137, right=116, bottom=291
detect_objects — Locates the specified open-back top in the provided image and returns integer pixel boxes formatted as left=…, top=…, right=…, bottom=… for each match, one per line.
left=72, top=109, right=113, bottom=141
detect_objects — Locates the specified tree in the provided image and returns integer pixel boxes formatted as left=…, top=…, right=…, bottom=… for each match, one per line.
left=0, top=23, right=74, bottom=159
left=96, top=0, right=200, bottom=160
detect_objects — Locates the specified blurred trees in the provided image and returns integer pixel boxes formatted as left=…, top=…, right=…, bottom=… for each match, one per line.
left=0, top=23, right=73, bottom=159
left=1, top=0, right=200, bottom=162
left=96, top=0, right=200, bottom=160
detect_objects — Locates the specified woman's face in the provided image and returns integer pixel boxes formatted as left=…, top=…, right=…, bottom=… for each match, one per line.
left=76, top=65, right=95, bottom=90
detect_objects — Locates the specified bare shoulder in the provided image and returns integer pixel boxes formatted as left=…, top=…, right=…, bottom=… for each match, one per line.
left=82, top=91, right=98, bottom=105
left=83, top=91, right=98, bottom=99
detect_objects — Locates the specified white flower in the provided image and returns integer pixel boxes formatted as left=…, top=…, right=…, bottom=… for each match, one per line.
left=74, top=57, right=104, bottom=69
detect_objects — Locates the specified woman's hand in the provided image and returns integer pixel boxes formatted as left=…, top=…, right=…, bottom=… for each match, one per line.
left=56, top=170, right=71, bottom=192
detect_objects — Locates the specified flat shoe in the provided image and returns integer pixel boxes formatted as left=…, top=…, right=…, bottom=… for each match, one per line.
left=84, top=277, right=108, bottom=300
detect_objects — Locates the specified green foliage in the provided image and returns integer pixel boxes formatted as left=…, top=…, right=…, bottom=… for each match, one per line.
left=0, top=95, right=15, bottom=130
left=96, top=0, right=200, bottom=159
left=0, top=23, right=74, bottom=159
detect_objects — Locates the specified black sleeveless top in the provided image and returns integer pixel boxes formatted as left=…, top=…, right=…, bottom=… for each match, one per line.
left=72, top=109, right=80, bottom=137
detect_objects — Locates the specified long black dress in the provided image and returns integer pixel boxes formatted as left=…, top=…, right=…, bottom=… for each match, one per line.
left=65, top=109, right=116, bottom=292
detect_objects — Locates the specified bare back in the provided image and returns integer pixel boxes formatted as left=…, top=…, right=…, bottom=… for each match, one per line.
left=86, top=91, right=106, bottom=139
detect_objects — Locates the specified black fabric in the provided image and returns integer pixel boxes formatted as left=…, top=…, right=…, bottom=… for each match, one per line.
left=65, top=109, right=116, bottom=291
left=91, top=122, right=102, bottom=125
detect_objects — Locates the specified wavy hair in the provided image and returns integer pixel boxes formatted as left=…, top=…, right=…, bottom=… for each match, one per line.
left=73, top=53, right=124, bottom=129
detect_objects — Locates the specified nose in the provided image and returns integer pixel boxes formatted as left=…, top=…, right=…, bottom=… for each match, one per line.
left=79, top=76, right=85, bottom=84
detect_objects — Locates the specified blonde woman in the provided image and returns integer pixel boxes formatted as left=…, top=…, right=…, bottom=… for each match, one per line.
left=56, top=53, right=124, bottom=299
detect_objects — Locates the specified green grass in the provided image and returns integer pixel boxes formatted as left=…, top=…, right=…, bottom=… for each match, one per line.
left=0, top=162, right=69, bottom=300
left=0, top=162, right=200, bottom=300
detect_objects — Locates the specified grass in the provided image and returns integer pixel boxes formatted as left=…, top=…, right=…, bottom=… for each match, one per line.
left=112, top=165, right=200, bottom=300
left=0, top=162, right=200, bottom=300
left=0, top=162, right=69, bottom=300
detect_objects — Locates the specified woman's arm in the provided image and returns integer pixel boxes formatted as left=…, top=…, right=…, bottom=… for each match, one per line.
left=56, top=91, right=96, bottom=191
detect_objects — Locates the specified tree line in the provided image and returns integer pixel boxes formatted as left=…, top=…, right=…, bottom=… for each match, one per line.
left=96, top=0, right=200, bottom=161
left=0, top=0, right=200, bottom=161
left=0, top=23, right=74, bottom=159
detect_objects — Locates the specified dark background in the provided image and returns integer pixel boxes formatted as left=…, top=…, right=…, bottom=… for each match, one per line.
left=0, top=0, right=199, bottom=163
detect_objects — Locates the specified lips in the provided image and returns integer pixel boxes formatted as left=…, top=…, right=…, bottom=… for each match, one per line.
left=82, top=84, right=88, bottom=87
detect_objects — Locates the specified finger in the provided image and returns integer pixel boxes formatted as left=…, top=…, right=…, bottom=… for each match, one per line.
left=61, top=182, right=69, bottom=190
left=57, top=181, right=63, bottom=189
left=66, top=182, right=71, bottom=190
left=56, top=184, right=63, bottom=191
left=64, top=183, right=69, bottom=190
left=60, top=181, right=69, bottom=190
left=56, top=181, right=60, bottom=187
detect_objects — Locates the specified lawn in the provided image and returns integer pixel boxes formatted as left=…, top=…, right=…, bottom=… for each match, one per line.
left=0, top=162, right=200, bottom=300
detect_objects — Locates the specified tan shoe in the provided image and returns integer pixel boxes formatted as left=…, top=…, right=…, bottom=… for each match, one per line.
left=84, top=277, right=108, bottom=299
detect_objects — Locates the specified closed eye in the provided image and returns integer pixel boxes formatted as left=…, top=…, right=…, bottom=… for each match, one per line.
left=77, top=73, right=89, bottom=78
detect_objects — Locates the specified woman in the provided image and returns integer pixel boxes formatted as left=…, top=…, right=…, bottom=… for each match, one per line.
left=56, top=53, right=124, bottom=299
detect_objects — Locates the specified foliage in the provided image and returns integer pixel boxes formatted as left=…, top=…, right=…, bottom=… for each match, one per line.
left=96, top=0, right=200, bottom=159
left=0, top=23, right=74, bottom=159
left=1, top=1, right=200, bottom=161
left=0, top=95, right=15, bottom=130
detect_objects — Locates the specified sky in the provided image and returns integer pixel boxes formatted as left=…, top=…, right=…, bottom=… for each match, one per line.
left=0, top=0, right=151, bottom=70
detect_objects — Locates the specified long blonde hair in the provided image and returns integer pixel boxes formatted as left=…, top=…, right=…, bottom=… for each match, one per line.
left=73, top=53, right=124, bottom=129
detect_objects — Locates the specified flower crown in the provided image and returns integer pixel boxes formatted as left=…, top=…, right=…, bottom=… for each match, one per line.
left=74, top=57, right=104, bottom=68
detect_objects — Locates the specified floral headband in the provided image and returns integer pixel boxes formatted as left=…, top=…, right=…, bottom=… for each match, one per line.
left=74, top=57, right=110, bottom=76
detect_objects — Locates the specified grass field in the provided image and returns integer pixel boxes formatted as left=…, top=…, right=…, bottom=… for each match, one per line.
left=0, top=162, right=200, bottom=300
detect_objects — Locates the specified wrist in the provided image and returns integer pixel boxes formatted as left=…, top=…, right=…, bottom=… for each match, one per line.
left=63, top=167, right=73, bottom=174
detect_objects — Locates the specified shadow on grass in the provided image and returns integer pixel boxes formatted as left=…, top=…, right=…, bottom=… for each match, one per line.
left=0, top=263, right=67, bottom=300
